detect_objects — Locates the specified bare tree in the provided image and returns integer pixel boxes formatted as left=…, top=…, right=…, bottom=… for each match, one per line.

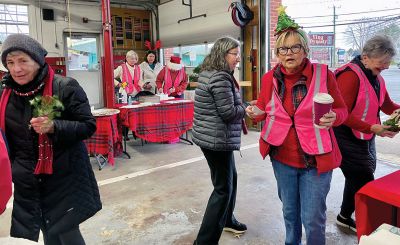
left=377, top=23, right=400, bottom=44
left=344, top=17, right=400, bottom=53
left=344, top=18, right=374, bottom=52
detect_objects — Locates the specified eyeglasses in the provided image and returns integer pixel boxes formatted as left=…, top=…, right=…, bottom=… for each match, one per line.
left=227, top=52, right=241, bottom=57
left=277, top=44, right=302, bottom=55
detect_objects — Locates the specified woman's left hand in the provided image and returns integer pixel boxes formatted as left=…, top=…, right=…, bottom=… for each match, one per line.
left=30, top=116, right=54, bottom=134
left=319, top=111, right=336, bottom=129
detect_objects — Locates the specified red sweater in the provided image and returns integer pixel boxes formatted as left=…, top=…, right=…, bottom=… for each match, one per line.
left=255, top=60, right=348, bottom=171
left=336, top=70, right=400, bottom=133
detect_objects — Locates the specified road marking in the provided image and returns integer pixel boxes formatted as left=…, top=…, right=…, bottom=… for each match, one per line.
left=98, top=156, right=205, bottom=186
left=377, top=152, right=400, bottom=167
left=5, top=143, right=399, bottom=210
left=5, top=143, right=260, bottom=210
left=98, top=143, right=260, bottom=187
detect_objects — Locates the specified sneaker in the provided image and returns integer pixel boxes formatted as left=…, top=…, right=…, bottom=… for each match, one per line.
left=336, top=214, right=357, bottom=232
left=223, top=220, right=247, bottom=234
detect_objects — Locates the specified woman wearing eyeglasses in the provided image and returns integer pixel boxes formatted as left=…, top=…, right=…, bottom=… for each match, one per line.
left=333, top=35, right=399, bottom=233
left=192, top=36, right=247, bottom=245
left=246, top=7, right=347, bottom=245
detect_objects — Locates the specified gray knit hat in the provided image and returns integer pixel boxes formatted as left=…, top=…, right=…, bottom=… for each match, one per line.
left=1, top=34, right=47, bottom=68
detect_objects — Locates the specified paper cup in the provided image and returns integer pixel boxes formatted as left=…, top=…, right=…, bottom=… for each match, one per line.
left=313, top=93, right=334, bottom=128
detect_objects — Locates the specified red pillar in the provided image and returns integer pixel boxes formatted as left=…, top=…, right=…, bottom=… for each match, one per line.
left=101, top=0, right=114, bottom=108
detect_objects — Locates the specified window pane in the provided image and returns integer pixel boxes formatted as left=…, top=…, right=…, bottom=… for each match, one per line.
left=6, top=14, right=17, bottom=21
left=18, top=15, right=28, bottom=22
left=16, top=5, right=27, bottom=14
left=8, top=26, right=18, bottom=33
left=6, top=5, right=15, bottom=12
left=1, top=4, right=29, bottom=38
left=18, top=25, right=29, bottom=34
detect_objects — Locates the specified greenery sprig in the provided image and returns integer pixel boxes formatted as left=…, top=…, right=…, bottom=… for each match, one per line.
left=383, top=109, right=400, bottom=132
left=29, top=95, right=64, bottom=119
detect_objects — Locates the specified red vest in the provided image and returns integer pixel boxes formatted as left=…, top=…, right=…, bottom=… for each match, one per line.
left=260, top=64, right=333, bottom=155
left=335, top=63, right=386, bottom=140
left=121, top=63, right=141, bottom=94
left=162, top=67, right=184, bottom=95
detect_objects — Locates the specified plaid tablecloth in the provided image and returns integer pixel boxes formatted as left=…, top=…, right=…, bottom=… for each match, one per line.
left=84, top=113, right=121, bottom=166
left=117, top=100, right=194, bottom=142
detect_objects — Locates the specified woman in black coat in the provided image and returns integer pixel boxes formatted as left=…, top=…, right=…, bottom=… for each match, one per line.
left=0, top=34, right=101, bottom=245
left=192, top=36, right=247, bottom=245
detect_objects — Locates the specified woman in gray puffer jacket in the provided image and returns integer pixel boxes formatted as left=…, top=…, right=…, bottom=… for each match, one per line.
left=192, top=36, right=246, bottom=245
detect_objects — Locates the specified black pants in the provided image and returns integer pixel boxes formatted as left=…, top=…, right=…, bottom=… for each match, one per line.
left=42, top=226, right=85, bottom=245
left=195, top=148, right=237, bottom=245
left=334, top=126, right=376, bottom=218
left=340, top=168, right=375, bottom=218
left=41, top=210, right=86, bottom=245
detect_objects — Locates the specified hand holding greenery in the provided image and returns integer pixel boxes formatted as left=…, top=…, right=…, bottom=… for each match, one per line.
left=30, top=95, right=64, bottom=120
left=383, top=109, right=400, bottom=132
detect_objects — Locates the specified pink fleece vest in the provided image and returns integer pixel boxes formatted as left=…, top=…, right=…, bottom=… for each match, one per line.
left=122, top=63, right=141, bottom=94
left=260, top=63, right=333, bottom=155
left=335, top=63, right=386, bottom=140
left=162, top=67, right=184, bottom=95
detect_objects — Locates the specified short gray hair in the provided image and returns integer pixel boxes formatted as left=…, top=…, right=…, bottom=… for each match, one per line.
left=126, top=50, right=138, bottom=60
left=275, top=29, right=309, bottom=56
left=362, top=35, right=396, bottom=58
left=201, top=36, right=240, bottom=72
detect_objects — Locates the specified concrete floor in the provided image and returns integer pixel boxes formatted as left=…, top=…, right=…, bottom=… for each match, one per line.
left=1, top=130, right=399, bottom=245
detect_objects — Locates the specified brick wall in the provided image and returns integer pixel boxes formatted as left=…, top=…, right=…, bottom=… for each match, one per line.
left=270, top=0, right=282, bottom=67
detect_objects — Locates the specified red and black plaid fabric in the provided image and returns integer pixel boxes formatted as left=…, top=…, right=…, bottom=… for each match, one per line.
left=292, top=78, right=307, bottom=109
left=84, top=114, right=120, bottom=166
left=118, top=100, right=194, bottom=142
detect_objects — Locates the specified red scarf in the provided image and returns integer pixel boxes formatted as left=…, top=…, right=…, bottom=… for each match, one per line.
left=0, top=131, right=11, bottom=213
left=0, top=67, right=55, bottom=174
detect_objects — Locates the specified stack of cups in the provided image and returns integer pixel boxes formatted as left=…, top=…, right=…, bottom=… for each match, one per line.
left=313, top=93, right=334, bottom=129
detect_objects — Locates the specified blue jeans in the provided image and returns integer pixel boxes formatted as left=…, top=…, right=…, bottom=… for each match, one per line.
left=271, top=159, right=332, bottom=245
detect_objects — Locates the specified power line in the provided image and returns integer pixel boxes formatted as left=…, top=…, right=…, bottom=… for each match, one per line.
left=297, top=13, right=400, bottom=25
left=293, top=7, right=400, bottom=19
left=302, top=15, right=400, bottom=28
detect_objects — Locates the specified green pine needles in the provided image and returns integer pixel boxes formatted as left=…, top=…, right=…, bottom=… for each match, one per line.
left=383, top=109, right=400, bottom=132
left=30, top=95, right=64, bottom=119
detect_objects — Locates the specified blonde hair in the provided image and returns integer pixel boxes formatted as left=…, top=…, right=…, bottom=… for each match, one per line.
left=126, top=50, right=138, bottom=60
left=275, top=29, right=309, bottom=56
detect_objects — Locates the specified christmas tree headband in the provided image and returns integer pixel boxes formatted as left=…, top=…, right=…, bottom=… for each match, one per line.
left=274, top=5, right=307, bottom=42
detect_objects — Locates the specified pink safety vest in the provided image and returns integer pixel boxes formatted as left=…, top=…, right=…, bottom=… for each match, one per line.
left=162, top=67, right=184, bottom=95
left=122, top=63, right=141, bottom=94
left=335, top=63, right=386, bottom=140
left=260, top=64, right=333, bottom=155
